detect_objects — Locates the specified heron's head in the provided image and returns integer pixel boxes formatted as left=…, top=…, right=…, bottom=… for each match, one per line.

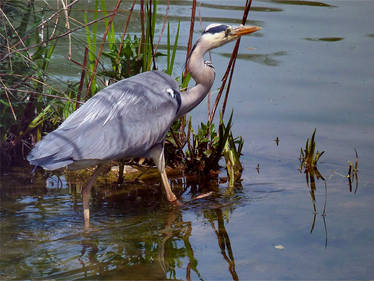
left=200, top=23, right=261, bottom=50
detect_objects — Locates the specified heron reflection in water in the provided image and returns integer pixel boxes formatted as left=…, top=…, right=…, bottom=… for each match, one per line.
left=27, top=23, right=261, bottom=226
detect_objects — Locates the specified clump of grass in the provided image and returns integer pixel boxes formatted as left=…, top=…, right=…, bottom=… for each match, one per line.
left=299, top=129, right=325, bottom=173
left=298, top=129, right=326, bottom=213
left=165, top=112, right=243, bottom=186
left=102, top=34, right=142, bottom=80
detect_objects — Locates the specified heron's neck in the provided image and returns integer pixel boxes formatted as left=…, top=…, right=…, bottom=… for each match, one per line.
left=177, top=43, right=215, bottom=117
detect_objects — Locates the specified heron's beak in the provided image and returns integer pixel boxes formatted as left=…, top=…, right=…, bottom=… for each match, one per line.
left=232, top=25, right=261, bottom=37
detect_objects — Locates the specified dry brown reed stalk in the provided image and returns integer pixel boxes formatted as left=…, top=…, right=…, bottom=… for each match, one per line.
left=209, top=0, right=254, bottom=124
left=86, top=0, right=123, bottom=98
left=48, top=0, right=60, bottom=40
left=148, top=0, right=157, bottom=70
left=154, top=0, right=170, bottom=54
left=76, top=47, right=89, bottom=109
left=1, top=18, right=12, bottom=70
left=7, top=88, right=84, bottom=104
left=60, top=0, right=72, bottom=60
left=138, top=0, right=146, bottom=58
left=197, top=1, right=212, bottom=117
left=184, top=0, right=197, bottom=76
left=0, top=77, right=17, bottom=120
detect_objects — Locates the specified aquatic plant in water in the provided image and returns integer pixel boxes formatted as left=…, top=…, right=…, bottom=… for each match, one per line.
left=299, top=128, right=325, bottom=174
left=346, top=149, right=359, bottom=193
left=298, top=129, right=327, bottom=246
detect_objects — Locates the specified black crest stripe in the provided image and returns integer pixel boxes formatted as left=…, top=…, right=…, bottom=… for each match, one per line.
left=173, top=88, right=182, bottom=113
left=203, top=25, right=228, bottom=35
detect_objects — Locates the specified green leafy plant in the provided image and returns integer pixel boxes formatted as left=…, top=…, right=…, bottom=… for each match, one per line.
left=223, top=131, right=243, bottom=187
left=102, top=35, right=142, bottom=80
left=166, top=21, right=180, bottom=75
left=165, top=111, right=244, bottom=185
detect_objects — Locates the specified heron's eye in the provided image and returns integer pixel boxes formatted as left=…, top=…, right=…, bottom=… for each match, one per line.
left=224, top=27, right=231, bottom=37
left=167, top=88, right=175, bottom=98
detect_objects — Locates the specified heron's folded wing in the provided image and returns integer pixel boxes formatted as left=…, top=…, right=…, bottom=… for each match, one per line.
left=28, top=71, right=180, bottom=168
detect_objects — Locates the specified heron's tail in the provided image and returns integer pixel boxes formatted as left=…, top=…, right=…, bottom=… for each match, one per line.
left=27, top=131, right=74, bottom=171
left=27, top=151, right=73, bottom=171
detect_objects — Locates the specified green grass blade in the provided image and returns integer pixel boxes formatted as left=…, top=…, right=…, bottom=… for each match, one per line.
left=169, top=20, right=180, bottom=75
left=167, top=22, right=170, bottom=73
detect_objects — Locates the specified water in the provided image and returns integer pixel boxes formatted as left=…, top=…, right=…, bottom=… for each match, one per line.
left=1, top=0, right=374, bottom=279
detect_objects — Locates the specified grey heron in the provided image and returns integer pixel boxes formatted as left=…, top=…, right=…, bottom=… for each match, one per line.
left=27, top=23, right=260, bottom=226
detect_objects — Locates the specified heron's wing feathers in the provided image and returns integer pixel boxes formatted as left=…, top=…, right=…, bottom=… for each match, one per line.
left=28, top=71, right=180, bottom=170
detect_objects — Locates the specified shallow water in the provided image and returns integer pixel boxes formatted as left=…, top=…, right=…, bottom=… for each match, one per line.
left=1, top=0, right=374, bottom=279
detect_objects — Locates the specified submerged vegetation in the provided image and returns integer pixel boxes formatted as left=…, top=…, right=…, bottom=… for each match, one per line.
left=0, top=0, right=251, bottom=185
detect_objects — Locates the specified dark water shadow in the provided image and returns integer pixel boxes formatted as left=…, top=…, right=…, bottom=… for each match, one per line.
left=199, top=2, right=283, bottom=13
left=261, top=0, right=335, bottom=8
left=166, top=15, right=264, bottom=27
left=305, top=37, right=344, bottom=42
left=221, top=51, right=287, bottom=67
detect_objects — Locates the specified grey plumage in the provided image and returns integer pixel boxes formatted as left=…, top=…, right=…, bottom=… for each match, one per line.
left=27, top=71, right=181, bottom=170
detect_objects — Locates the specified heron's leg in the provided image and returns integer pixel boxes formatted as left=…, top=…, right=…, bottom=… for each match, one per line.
left=82, top=165, right=105, bottom=228
left=117, top=160, right=125, bottom=184
left=160, top=169, right=177, bottom=202
left=149, top=144, right=177, bottom=202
